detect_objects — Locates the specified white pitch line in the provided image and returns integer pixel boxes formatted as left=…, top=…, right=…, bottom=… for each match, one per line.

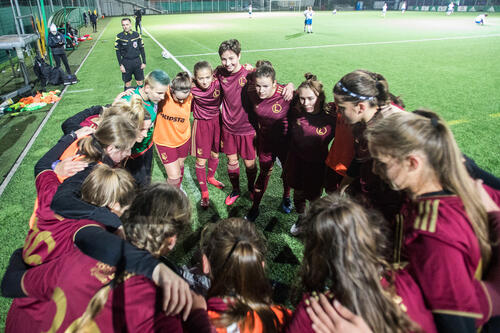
left=174, top=33, right=500, bottom=58
left=66, top=88, right=95, bottom=93
left=0, top=21, right=110, bottom=198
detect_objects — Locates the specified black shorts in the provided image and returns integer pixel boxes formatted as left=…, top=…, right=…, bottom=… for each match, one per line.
left=122, top=57, right=144, bottom=82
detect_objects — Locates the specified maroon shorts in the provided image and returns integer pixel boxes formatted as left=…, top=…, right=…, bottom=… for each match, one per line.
left=192, top=117, right=220, bottom=159
left=221, top=127, right=256, bottom=161
left=155, top=140, right=191, bottom=165
left=257, top=133, right=288, bottom=164
left=285, top=149, right=325, bottom=200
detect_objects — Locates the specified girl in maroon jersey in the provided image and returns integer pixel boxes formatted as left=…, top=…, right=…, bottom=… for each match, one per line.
left=287, top=194, right=436, bottom=333
left=200, top=217, right=291, bottom=332
left=365, top=110, right=500, bottom=332
left=191, top=61, right=225, bottom=209
left=285, top=73, right=335, bottom=235
left=245, top=63, right=292, bottom=222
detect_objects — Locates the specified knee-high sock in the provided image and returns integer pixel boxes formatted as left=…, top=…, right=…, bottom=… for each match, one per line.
left=207, top=157, right=219, bottom=179
left=252, top=162, right=273, bottom=209
left=246, top=165, right=257, bottom=193
left=281, top=169, right=291, bottom=198
left=195, top=163, right=208, bottom=194
left=294, top=190, right=307, bottom=215
left=167, top=177, right=181, bottom=188
left=227, top=161, right=240, bottom=192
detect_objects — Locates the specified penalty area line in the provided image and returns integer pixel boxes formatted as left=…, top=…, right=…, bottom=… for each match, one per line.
left=174, top=33, right=500, bottom=58
left=0, top=20, right=111, bottom=198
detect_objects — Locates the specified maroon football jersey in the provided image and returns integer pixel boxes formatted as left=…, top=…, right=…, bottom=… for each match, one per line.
left=250, top=83, right=290, bottom=140
left=23, top=170, right=104, bottom=266
left=215, top=66, right=255, bottom=135
left=397, top=185, right=500, bottom=327
left=191, top=77, right=222, bottom=120
left=13, top=248, right=183, bottom=332
left=288, top=103, right=335, bottom=163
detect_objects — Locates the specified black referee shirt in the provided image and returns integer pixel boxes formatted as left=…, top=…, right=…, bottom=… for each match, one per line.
left=115, top=30, right=146, bottom=65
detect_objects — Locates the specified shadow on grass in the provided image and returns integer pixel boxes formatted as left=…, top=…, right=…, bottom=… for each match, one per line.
left=285, top=32, right=305, bottom=40
left=0, top=115, right=36, bottom=160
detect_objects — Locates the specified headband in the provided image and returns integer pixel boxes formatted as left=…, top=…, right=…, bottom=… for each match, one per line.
left=336, top=81, right=375, bottom=101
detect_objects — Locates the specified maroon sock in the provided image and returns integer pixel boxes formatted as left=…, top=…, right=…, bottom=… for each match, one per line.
left=281, top=169, right=291, bottom=198
left=195, top=163, right=208, bottom=193
left=246, top=165, right=257, bottom=193
left=167, top=177, right=181, bottom=188
left=252, top=162, right=273, bottom=209
left=180, top=166, right=184, bottom=184
left=227, top=161, right=240, bottom=192
left=207, top=157, right=219, bottom=179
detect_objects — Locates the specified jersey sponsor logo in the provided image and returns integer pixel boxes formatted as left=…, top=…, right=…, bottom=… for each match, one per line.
left=133, top=41, right=138, bottom=48
left=272, top=103, right=282, bottom=114
left=316, top=127, right=328, bottom=136
left=213, top=89, right=221, bottom=98
left=91, top=262, right=116, bottom=284
left=239, top=76, right=247, bottom=87
left=160, top=113, right=186, bottom=122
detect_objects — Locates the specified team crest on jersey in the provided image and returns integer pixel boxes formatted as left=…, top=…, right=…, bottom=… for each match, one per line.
left=272, top=103, right=282, bottom=114
left=316, top=127, right=327, bottom=136
left=239, top=76, right=247, bottom=87
left=197, top=148, right=203, bottom=155
left=91, top=262, right=116, bottom=284
left=161, top=153, right=168, bottom=162
left=222, top=78, right=228, bottom=83
left=213, top=89, right=220, bottom=98
left=133, top=41, right=138, bottom=48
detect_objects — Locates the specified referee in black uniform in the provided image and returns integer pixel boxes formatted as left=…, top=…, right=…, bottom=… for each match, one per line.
left=115, top=18, right=146, bottom=90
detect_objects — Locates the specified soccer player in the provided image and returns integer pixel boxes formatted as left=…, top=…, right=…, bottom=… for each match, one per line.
left=365, top=110, right=500, bottom=331
left=200, top=218, right=291, bottom=331
left=285, top=73, right=335, bottom=234
left=333, top=70, right=406, bottom=222
left=245, top=63, right=292, bottom=222
left=215, top=39, right=293, bottom=206
left=304, top=6, right=314, bottom=33
left=401, top=1, right=407, bottom=13
left=287, top=194, right=437, bottom=333
left=191, top=61, right=225, bottom=208
left=122, top=70, right=170, bottom=187
left=475, top=13, right=487, bottom=25
left=248, top=3, right=252, bottom=18
left=382, top=2, right=388, bottom=17
left=447, top=1, right=454, bottom=15
left=4, top=183, right=208, bottom=332
left=153, top=72, right=193, bottom=189
left=115, top=17, right=146, bottom=90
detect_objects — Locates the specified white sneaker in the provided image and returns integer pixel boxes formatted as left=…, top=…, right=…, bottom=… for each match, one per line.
left=290, top=223, right=300, bottom=236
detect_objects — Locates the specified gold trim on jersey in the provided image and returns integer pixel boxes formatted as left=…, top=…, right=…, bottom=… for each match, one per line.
left=44, top=287, right=67, bottom=333
left=432, top=309, right=483, bottom=319
left=393, top=213, right=404, bottom=266
left=91, top=262, right=115, bottom=284
left=413, top=199, right=440, bottom=233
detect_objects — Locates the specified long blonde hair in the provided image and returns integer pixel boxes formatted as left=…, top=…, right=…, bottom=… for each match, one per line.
left=77, top=114, right=138, bottom=163
left=365, top=110, right=491, bottom=266
left=300, top=194, right=420, bottom=333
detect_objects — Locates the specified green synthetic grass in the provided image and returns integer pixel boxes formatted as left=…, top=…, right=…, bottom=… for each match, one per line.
left=0, top=11, right=499, bottom=327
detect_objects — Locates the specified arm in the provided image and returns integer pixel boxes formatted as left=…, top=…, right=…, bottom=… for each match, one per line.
left=34, top=133, right=76, bottom=176
left=115, top=37, right=123, bottom=65
left=1, top=249, right=29, bottom=298
left=75, top=226, right=193, bottom=319
left=50, top=166, right=122, bottom=229
left=61, top=105, right=103, bottom=135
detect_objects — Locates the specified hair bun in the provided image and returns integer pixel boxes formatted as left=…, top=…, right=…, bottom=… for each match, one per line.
left=304, top=72, right=317, bottom=81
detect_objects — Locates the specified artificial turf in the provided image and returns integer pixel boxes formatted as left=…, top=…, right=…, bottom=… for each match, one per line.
left=0, top=10, right=499, bottom=327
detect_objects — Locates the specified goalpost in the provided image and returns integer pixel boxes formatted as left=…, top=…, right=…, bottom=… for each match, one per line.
left=269, top=0, right=303, bottom=12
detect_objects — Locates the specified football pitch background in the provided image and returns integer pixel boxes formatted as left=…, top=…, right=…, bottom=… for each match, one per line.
left=0, top=10, right=499, bottom=326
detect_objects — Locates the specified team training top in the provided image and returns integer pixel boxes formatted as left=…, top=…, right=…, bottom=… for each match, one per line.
left=153, top=88, right=193, bottom=148
left=248, top=83, right=291, bottom=142
left=122, top=87, right=156, bottom=156
left=191, top=77, right=222, bottom=120
left=215, top=66, right=255, bottom=135
left=114, top=30, right=146, bottom=65
left=395, top=185, right=500, bottom=327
